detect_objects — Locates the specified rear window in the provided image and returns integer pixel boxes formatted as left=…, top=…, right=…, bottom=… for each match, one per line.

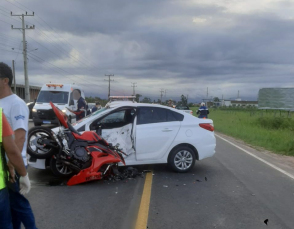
left=137, top=107, right=184, bottom=125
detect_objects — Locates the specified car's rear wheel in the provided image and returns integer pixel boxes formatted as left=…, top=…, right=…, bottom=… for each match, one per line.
left=168, top=146, right=195, bottom=172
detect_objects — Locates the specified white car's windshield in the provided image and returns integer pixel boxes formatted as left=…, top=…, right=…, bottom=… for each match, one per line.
left=72, top=107, right=109, bottom=125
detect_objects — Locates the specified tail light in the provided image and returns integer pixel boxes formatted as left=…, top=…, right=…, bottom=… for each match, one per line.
left=199, top=123, right=214, bottom=132
left=190, top=111, right=193, bottom=115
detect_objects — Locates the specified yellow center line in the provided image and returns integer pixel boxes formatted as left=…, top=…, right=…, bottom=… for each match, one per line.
left=135, top=171, right=153, bottom=229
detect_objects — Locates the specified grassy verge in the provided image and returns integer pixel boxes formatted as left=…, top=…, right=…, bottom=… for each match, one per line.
left=190, top=107, right=294, bottom=156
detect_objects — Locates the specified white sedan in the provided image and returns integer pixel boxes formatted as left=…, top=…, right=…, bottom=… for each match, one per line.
left=28, top=102, right=216, bottom=175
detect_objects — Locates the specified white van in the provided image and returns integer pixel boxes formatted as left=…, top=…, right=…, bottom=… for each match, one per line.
left=32, top=83, right=85, bottom=126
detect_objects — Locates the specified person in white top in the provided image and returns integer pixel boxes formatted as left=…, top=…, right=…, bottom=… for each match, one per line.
left=0, top=62, right=37, bottom=229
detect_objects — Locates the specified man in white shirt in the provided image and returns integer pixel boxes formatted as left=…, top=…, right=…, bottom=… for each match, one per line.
left=0, top=62, right=37, bottom=229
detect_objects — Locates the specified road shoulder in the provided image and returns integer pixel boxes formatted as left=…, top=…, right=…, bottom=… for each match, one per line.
left=215, top=131, right=294, bottom=179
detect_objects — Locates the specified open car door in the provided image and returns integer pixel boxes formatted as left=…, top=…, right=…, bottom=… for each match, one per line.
left=90, top=108, right=136, bottom=157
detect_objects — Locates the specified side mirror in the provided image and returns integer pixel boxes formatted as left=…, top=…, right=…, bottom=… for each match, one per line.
left=69, top=99, right=74, bottom=106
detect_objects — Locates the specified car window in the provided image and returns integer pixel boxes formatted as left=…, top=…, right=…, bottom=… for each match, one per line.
left=102, top=111, right=125, bottom=123
left=167, top=110, right=184, bottom=122
left=137, top=107, right=183, bottom=125
left=90, top=109, right=135, bottom=130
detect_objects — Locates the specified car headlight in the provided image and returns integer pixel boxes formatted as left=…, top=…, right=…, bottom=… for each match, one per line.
left=62, top=109, right=66, bottom=113
left=32, top=109, right=37, bottom=112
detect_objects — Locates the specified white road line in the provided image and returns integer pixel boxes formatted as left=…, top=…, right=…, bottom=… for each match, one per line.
left=215, top=134, right=294, bottom=180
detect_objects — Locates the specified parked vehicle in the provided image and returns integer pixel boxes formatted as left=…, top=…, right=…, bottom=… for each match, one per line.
left=27, top=101, right=36, bottom=119
left=87, top=103, right=96, bottom=113
left=32, top=83, right=85, bottom=126
left=28, top=102, right=125, bottom=185
left=28, top=102, right=216, bottom=176
left=175, top=105, right=193, bottom=115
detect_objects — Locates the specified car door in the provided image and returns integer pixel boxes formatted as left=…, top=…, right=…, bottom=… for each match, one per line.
left=89, top=108, right=136, bottom=155
left=135, top=107, right=181, bottom=161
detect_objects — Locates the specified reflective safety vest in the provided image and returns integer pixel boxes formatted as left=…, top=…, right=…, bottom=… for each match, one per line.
left=0, top=107, right=6, bottom=189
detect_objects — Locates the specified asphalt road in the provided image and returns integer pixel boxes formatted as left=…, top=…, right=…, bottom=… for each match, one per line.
left=26, top=122, right=294, bottom=229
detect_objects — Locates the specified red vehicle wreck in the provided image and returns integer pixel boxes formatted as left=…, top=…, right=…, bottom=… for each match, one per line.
left=27, top=102, right=126, bottom=186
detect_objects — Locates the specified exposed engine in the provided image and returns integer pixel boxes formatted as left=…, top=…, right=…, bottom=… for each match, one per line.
left=69, top=147, right=92, bottom=169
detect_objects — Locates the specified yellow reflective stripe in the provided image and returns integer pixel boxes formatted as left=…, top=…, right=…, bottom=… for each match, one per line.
left=0, top=108, right=6, bottom=189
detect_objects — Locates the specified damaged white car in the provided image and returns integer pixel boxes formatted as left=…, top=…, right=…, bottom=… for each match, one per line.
left=28, top=102, right=216, bottom=177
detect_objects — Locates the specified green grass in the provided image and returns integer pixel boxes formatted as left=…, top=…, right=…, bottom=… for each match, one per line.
left=190, top=107, right=294, bottom=156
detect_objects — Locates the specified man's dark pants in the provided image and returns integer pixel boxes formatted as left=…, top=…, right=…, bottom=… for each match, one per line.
left=8, top=170, right=37, bottom=229
left=0, top=187, right=13, bottom=229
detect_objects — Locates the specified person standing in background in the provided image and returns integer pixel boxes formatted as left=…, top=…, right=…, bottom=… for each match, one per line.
left=197, top=102, right=210, bottom=118
left=91, top=101, right=101, bottom=113
left=69, top=89, right=87, bottom=120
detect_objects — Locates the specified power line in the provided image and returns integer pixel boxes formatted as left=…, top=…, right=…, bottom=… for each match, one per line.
left=0, top=47, right=19, bottom=53
left=4, top=0, right=101, bottom=70
left=27, top=52, right=106, bottom=89
left=27, top=53, right=106, bottom=92
left=4, top=1, right=107, bottom=80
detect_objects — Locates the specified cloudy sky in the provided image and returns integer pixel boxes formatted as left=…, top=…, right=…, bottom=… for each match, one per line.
left=1, top=0, right=294, bottom=102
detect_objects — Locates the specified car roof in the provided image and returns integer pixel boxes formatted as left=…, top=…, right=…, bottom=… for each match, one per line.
left=108, top=102, right=187, bottom=113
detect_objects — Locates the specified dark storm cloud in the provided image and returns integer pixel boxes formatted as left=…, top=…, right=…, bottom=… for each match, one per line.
left=1, top=0, right=294, bottom=101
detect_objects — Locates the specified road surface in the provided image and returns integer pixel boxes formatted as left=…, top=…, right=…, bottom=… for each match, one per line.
left=26, top=122, right=294, bottom=229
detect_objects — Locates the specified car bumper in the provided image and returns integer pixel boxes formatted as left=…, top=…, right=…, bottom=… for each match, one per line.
left=32, top=112, right=59, bottom=125
left=197, top=134, right=216, bottom=160
left=28, top=155, right=47, bottom=169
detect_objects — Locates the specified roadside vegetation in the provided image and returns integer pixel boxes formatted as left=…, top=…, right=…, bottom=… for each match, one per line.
left=191, top=107, right=294, bottom=156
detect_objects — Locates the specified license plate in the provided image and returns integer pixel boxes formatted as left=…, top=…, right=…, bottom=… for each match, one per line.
left=43, top=121, right=51, bottom=124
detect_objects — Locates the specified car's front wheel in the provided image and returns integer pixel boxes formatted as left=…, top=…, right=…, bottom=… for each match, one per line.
left=168, top=146, right=196, bottom=173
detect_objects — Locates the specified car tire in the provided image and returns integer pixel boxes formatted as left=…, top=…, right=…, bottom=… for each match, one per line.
left=168, top=146, right=196, bottom=173
left=50, top=157, right=73, bottom=177
left=27, top=127, right=58, bottom=159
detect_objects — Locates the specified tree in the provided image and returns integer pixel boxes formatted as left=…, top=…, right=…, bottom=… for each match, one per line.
left=181, top=94, right=188, bottom=106
left=213, top=97, right=220, bottom=102
left=142, top=97, right=152, bottom=103
left=85, top=96, right=108, bottom=106
left=135, top=94, right=142, bottom=102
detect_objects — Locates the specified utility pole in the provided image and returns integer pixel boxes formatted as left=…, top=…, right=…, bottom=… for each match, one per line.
left=187, top=94, right=189, bottom=104
left=165, top=89, right=167, bottom=101
left=207, top=87, right=208, bottom=100
left=11, top=11, right=35, bottom=102
left=12, top=60, right=16, bottom=94
left=238, top=90, right=240, bottom=99
left=160, top=89, right=164, bottom=104
left=131, top=82, right=137, bottom=96
left=104, top=74, right=114, bottom=99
